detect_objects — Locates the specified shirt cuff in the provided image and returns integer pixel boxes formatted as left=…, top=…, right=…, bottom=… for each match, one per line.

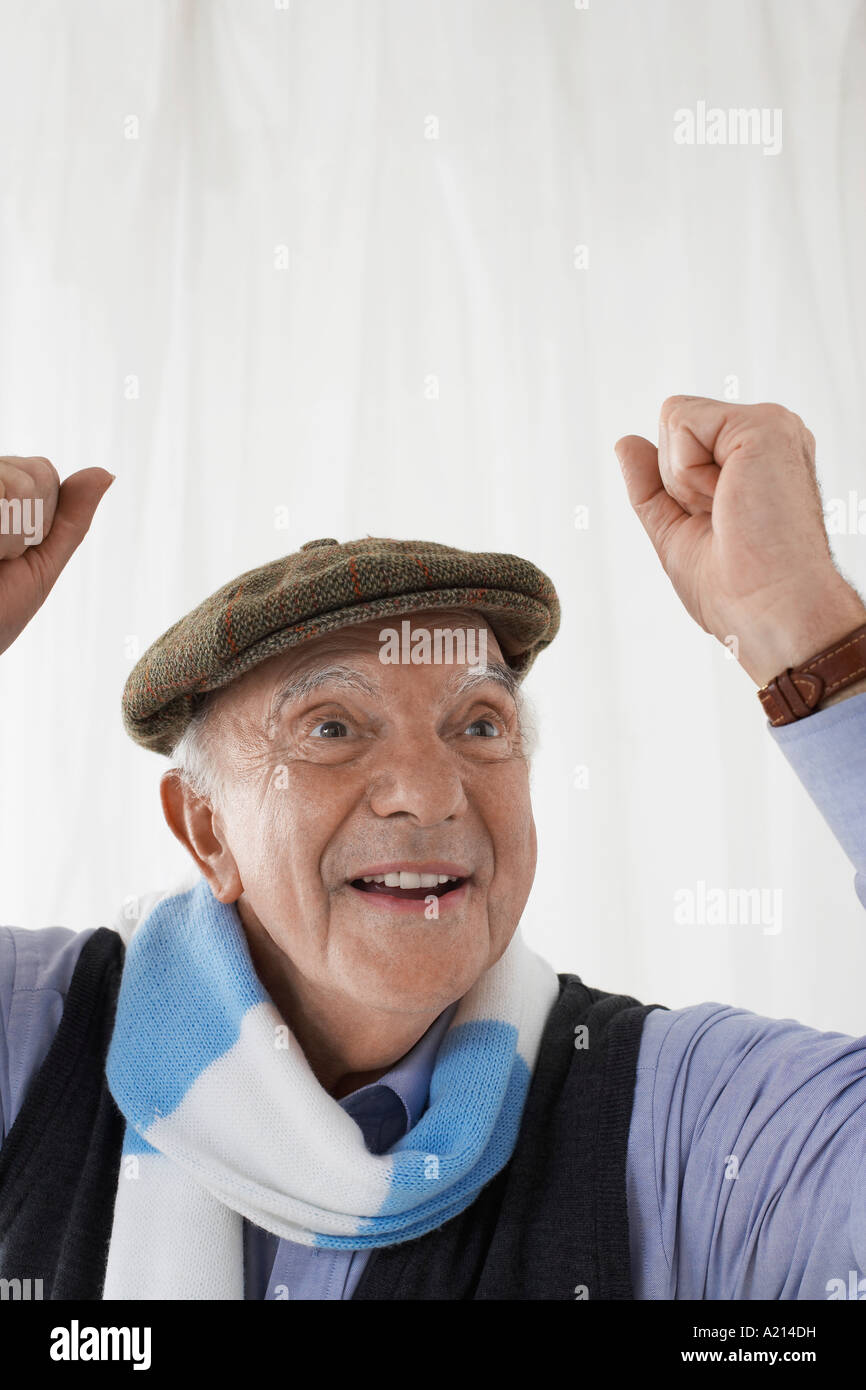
left=768, top=690, right=866, bottom=910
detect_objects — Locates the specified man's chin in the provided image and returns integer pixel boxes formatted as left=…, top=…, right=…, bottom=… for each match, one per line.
left=331, top=901, right=494, bottom=1009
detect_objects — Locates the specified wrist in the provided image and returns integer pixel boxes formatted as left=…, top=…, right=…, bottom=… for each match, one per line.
left=732, top=578, right=866, bottom=687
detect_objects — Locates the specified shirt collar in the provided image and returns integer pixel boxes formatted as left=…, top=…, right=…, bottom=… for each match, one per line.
left=340, top=999, right=458, bottom=1133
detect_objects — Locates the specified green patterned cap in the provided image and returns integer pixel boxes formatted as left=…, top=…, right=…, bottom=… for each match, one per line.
left=122, top=535, right=560, bottom=754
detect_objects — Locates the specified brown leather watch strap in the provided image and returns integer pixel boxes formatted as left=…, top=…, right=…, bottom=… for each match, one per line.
left=758, top=621, right=866, bottom=726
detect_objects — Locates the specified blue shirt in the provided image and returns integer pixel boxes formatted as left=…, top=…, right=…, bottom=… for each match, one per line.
left=2, top=691, right=866, bottom=1299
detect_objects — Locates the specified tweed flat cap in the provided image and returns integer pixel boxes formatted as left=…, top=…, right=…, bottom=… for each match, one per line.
left=122, top=536, right=560, bottom=755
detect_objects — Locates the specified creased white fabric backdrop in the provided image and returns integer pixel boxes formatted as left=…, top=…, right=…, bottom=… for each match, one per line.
left=0, top=0, right=864, bottom=1032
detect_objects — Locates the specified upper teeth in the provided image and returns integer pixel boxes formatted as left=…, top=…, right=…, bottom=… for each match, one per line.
left=360, top=872, right=459, bottom=889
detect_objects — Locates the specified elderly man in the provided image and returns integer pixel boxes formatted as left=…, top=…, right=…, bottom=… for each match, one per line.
left=1, top=396, right=865, bottom=1301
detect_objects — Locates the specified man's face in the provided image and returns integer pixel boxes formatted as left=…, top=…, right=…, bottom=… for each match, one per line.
left=196, top=610, right=537, bottom=1018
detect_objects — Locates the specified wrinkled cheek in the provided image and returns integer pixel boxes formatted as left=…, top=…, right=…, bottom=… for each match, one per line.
left=247, top=789, right=341, bottom=902
left=229, top=803, right=297, bottom=900
left=497, top=805, right=537, bottom=912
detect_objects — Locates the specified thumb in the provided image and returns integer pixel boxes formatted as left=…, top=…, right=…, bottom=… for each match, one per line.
left=615, top=434, right=688, bottom=564
left=37, top=467, right=115, bottom=580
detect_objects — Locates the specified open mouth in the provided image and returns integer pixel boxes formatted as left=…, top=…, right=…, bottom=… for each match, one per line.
left=346, top=867, right=469, bottom=911
left=349, top=871, right=468, bottom=902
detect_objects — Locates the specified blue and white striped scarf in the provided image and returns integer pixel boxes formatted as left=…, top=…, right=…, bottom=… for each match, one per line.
left=104, top=877, right=559, bottom=1299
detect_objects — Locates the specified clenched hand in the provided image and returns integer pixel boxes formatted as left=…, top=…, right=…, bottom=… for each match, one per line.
left=615, top=397, right=866, bottom=686
left=0, top=456, right=114, bottom=656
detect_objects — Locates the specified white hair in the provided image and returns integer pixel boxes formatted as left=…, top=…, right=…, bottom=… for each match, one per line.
left=518, top=687, right=539, bottom=762
left=171, top=692, right=227, bottom=810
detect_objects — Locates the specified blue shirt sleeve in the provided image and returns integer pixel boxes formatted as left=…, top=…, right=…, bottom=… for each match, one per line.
left=0, top=925, right=95, bottom=1146
left=628, top=1002, right=866, bottom=1298
left=627, top=691, right=866, bottom=1300
left=768, top=689, right=866, bottom=908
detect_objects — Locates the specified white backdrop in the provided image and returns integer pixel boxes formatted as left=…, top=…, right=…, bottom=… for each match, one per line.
left=1, top=0, right=864, bottom=1033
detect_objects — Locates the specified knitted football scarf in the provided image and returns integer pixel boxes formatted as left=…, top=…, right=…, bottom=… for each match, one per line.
left=103, top=877, right=560, bottom=1299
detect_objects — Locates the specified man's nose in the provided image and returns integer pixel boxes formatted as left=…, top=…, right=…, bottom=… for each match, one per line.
left=367, top=731, right=468, bottom=825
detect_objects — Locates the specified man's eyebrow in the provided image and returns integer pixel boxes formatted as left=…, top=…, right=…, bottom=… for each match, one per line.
left=442, top=661, right=520, bottom=703
left=268, top=664, right=381, bottom=721
left=267, top=658, right=519, bottom=725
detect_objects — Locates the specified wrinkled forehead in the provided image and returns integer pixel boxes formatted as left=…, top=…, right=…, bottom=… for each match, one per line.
left=212, top=607, right=507, bottom=720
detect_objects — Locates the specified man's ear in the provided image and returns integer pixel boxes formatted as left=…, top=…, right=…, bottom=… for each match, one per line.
left=160, top=769, right=243, bottom=903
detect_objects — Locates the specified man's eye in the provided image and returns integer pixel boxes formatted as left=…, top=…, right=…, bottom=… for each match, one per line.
left=464, top=718, right=500, bottom=737
left=310, top=720, right=350, bottom=739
